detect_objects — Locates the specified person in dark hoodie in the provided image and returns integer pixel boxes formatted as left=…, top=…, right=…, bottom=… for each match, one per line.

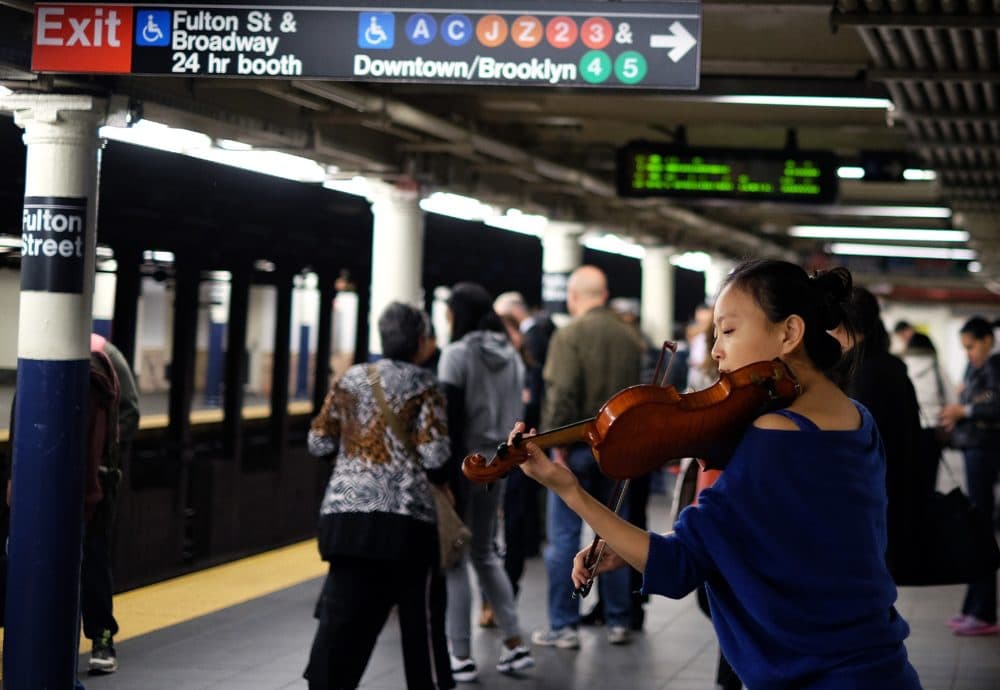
left=438, top=282, right=534, bottom=682
left=830, top=286, right=924, bottom=584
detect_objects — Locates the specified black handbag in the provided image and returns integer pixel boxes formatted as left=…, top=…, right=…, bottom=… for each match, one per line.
left=898, top=487, right=1000, bottom=586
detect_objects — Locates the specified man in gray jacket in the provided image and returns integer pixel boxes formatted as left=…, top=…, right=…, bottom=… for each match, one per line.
left=531, top=265, right=643, bottom=649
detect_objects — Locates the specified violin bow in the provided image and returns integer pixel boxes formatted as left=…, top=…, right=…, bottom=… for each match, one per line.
left=573, top=340, right=677, bottom=599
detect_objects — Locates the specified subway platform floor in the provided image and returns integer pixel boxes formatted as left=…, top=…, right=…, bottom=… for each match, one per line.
left=65, top=491, right=1000, bottom=690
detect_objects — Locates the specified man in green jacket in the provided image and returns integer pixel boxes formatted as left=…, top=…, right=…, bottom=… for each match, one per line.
left=530, top=265, right=643, bottom=650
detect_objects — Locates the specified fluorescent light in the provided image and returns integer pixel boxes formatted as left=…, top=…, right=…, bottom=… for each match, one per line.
left=0, top=86, right=11, bottom=97
left=582, top=233, right=646, bottom=259
left=670, top=251, right=712, bottom=272
left=143, top=250, right=175, bottom=263
left=192, top=148, right=326, bottom=182
left=968, top=261, right=982, bottom=273
left=484, top=209, right=548, bottom=236
left=803, top=205, right=952, bottom=219
left=837, top=166, right=865, bottom=180
left=100, top=119, right=326, bottom=182
left=323, top=176, right=370, bottom=198
left=903, top=168, right=937, bottom=181
left=97, top=259, right=118, bottom=273
left=253, top=259, right=276, bottom=273
left=790, top=226, right=968, bottom=242
left=101, top=119, right=212, bottom=153
left=419, top=192, right=497, bottom=221
left=828, top=243, right=976, bottom=260
left=215, top=138, right=252, bottom=151
left=709, top=95, right=893, bottom=109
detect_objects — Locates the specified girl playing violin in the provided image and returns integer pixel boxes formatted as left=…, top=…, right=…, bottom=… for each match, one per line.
left=510, top=259, right=921, bottom=689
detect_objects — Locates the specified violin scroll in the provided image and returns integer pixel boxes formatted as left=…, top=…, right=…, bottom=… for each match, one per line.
left=462, top=437, right=531, bottom=483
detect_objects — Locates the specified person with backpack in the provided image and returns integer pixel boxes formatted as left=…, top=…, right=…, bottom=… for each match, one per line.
left=5, top=333, right=139, bottom=678
left=83, top=333, right=140, bottom=674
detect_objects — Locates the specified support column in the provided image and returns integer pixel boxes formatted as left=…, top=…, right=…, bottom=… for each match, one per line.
left=92, top=270, right=116, bottom=338
left=223, top=264, right=250, bottom=459
left=2, top=94, right=106, bottom=689
left=641, top=246, right=675, bottom=347
left=312, top=272, right=336, bottom=413
left=705, top=256, right=736, bottom=303
left=271, top=271, right=293, bottom=456
left=366, top=182, right=423, bottom=357
left=293, top=272, right=318, bottom=400
left=202, top=279, right=229, bottom=407
left=541, top=221, right=583, bottom=318
left=110, top=243, right=141, bottom=369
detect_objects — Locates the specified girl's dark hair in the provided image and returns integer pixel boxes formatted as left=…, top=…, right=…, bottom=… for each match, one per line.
left=378, top=302, right=425, bottom=361
left=448, top=282, right=505, bottom=341
left=842, top=287, right=890, bottom=355
left=906, top=332, right=936, bottom=353
left=961, top=316, right=995, bottom=341
left=722, top=259, right=854, bottom=373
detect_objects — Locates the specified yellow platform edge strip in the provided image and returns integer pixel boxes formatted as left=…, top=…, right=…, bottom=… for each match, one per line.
left=0, top=539, right=325, bottom=658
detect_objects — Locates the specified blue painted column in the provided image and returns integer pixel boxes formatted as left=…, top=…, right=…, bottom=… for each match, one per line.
left=203, top=279, right=229, bottom=407
left=1, top=94, right=107, bottom=689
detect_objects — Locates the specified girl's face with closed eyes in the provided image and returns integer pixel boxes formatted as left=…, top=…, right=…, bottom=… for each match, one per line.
left=710, top=284, right=794, bottom=373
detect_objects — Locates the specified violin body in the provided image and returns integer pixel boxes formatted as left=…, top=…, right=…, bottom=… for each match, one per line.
left=462, top=358, right=800, bottom=483
left=587, top=359, right=799, bottom=477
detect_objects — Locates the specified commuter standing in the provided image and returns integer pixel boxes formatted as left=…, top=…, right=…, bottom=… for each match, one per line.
left=830, top=288, right=924, bottom=583
left=531, top=265, right=643, bottom=649
left=940, top=316, right=1000, bottom=636
left=493, top=291, right=550, bottom=599
left=901, top=332, right=951, bottom=496
left=84, top=334, right=140, bottom=675
left=305, top=302, right=455, bottom=689
left=438, top=283, right=534, bottom=682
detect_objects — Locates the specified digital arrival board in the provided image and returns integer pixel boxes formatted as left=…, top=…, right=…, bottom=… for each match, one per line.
left=30, top=1, right=702, bottom=89
left=618, top=143, right=840, bottom=204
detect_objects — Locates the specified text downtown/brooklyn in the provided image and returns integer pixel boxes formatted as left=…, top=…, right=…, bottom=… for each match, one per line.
left=354, top=55, right=578, bottom=83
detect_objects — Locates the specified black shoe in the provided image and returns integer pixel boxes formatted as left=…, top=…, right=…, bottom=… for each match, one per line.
left=88, top=630, right=118, bottom=675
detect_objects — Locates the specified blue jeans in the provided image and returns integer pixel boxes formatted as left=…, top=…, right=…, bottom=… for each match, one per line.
left=544, top=446, right=631, bottom=630
left=962, top=447, right=999, bottom=623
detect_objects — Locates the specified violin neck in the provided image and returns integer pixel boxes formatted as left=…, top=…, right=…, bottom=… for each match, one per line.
left=522, top=419, right=592, bottom=451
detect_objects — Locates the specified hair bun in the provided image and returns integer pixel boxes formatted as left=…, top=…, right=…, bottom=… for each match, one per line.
left=810, top=267, right=852, bottom=330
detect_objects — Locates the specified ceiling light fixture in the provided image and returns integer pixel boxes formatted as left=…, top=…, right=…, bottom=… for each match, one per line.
left=902, top=168, right=937, bottom=181
left=837, top=166, right=865, bottom=180
left=790, top=226, right=968, bottom=242
left=708, top=95, right=894, bottom=109
left=828, top=243, right=976, bottom=260
left=484, top=209, right=548, bottom=236
left=582, top=233, right=646, bottom=260
left=419, top=192, right=497, bottom=221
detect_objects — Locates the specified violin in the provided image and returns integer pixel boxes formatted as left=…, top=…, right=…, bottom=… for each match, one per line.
left=462, top=358, right=800, bottom=483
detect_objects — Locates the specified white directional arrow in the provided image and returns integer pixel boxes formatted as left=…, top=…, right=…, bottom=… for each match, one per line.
left=649, top=21, right=697, bottom=62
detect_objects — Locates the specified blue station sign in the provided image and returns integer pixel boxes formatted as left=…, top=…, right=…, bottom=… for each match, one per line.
left=32, top=1, right=703, bottom=89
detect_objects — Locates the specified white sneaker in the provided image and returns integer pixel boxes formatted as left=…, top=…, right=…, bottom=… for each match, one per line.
left=497, top=644, right=535, bottom=673
left=449, top=654, right=478, bottom=683
left=531, top=627, right=580, bottom=649
left=607, top=625, right=631, bottom=645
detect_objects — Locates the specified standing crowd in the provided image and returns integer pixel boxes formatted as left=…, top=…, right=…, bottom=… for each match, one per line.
left=304, top=258, right=1000, bottom=690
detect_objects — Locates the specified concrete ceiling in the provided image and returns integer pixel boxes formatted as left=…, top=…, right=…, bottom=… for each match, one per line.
left=1, top=0, right=996, bottom=294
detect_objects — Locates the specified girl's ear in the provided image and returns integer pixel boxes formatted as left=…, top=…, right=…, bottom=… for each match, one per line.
left=781, top=314, right=806, bottom=356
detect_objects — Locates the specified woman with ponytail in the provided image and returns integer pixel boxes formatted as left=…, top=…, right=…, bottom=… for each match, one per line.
left=509, top=259, right=922, bottom=689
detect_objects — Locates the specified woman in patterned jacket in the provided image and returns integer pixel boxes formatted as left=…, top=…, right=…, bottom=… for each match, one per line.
left=305, top=302, right=455, bottom=690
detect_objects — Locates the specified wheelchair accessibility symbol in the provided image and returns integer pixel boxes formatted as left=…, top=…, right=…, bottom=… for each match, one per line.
left=358, top=12, right=394, bottom=49
left=135, top=10, right=170, bottom=47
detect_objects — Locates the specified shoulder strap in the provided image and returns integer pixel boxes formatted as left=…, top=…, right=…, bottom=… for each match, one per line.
left=771, top=408, right=821, bottom=432
left=368, top=365, right=417, bottom=455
